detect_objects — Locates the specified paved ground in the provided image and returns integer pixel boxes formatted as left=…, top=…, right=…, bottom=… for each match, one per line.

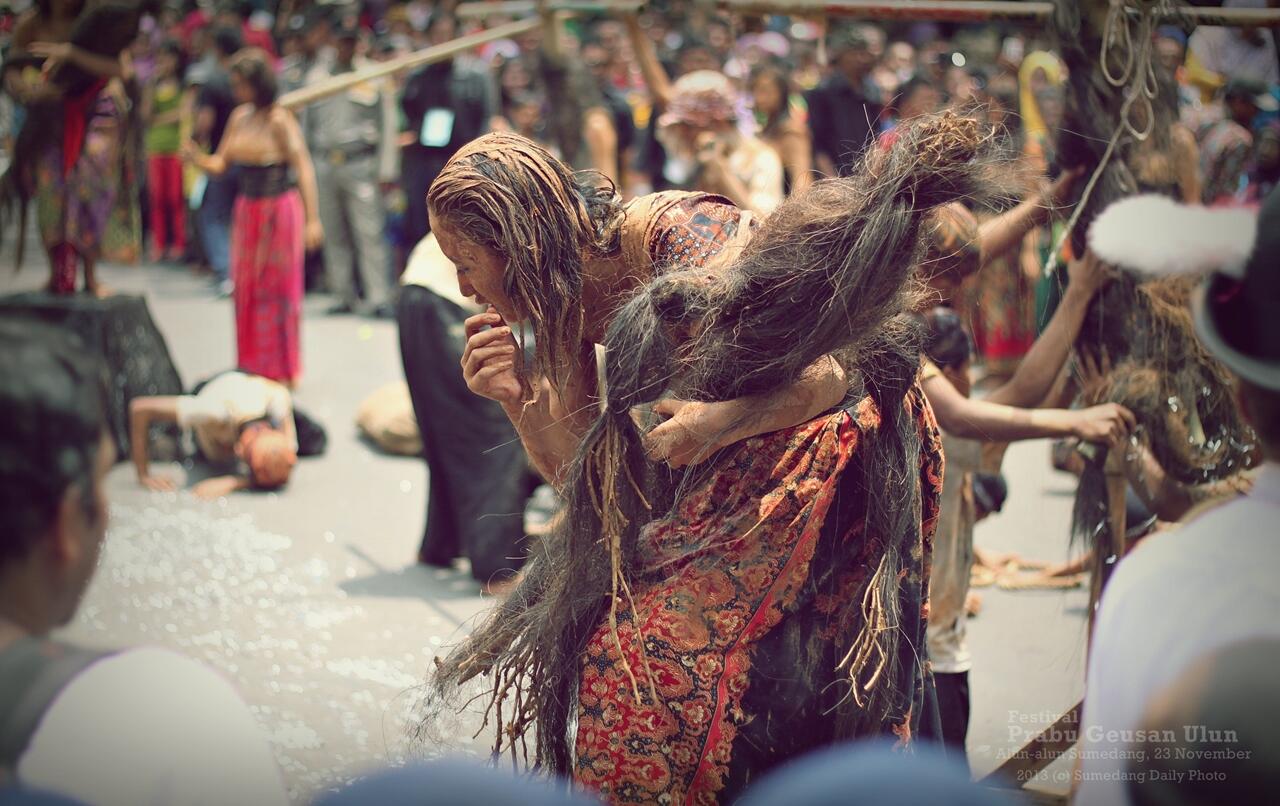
left=3, top=254, right=1090, bottom=802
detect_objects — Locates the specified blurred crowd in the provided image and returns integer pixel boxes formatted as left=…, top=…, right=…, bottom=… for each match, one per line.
left=2, top=0, right=1276, bottom=355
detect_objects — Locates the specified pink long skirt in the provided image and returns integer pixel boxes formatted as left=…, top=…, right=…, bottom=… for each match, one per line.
left=231, top=189, right=304, bottom=384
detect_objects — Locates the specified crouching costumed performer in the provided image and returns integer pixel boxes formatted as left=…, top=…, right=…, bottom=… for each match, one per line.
left=420, top=112, right=993, bottom=804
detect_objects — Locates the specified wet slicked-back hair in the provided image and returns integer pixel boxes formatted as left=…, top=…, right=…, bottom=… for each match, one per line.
left=427, top=132, right=624, bottom=396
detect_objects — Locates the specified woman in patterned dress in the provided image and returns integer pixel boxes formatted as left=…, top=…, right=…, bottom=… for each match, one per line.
left=6, top=0, right=138, bottom=295
left=423, top=113, right=989, bottom=804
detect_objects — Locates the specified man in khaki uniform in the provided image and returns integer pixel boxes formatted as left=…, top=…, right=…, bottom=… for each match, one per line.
left=305, top=23, right=399, bottom=318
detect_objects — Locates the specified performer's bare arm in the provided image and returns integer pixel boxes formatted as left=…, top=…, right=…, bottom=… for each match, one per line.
left=26, top=42, right=123, bottom=80
left=183, top=105, right=248, bottom=176
left=645, top=356, right=848, bottom=467
left=623, top=13, right=674, bottom=111
left=272, top=107, right=324, bottom=251
left=4, top=18, right=58, bottom=102
left=780, top=126, right=815, bottom=194
left=583, top=107, right=620, bottom=187
left=923, top=372, right=1135, bottom=446
left=1122, top=443, right=1254, bottom=522
left=985, top=249, right=1113, bottom=409
left=129, top=396, right=181, bottom=492
left=1172, top=125, right=1202, bottom=205
left=977, top=167, right=1080, bottom=264
left=192, top=475, right=251, bottom=500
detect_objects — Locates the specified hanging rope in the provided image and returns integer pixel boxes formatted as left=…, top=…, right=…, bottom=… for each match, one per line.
left=1043, top=0, right=1171, bottom=278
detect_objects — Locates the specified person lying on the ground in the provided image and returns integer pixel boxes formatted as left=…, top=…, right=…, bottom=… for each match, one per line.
left=130, top=371, right=297, bottom=499
left=0, top=322, right=287, bottom=805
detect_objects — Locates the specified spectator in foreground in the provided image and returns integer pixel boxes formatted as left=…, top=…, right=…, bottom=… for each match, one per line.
left=1127, top=638, right=1280, bottom=806
left=1077, top=189, right=1280, bottom=805
left=0, top=322, right=287, bottom=806
left=314, top=758, right=599, bottom=806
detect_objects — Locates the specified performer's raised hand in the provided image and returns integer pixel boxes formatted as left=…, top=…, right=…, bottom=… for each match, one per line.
left=1067, top=247, right=1115, bottom=299
left=462, top=306, right=523, bottom=405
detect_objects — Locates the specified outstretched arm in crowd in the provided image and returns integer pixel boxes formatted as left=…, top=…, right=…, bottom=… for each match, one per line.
left=977, top=167, right=1081, bottom=264
left=984, top=249, right=1113, bottom=409
left=623, top=13, right=674, bottom=111
left=130, top=396, right=181, bottom=492
left=923, top=367, right=1134, bottom=446
left=583, top=106, right=621, bottom=187
left=26, top=41, right=123, bottom=81
left=4, top=17, right=121, bottom=102
left=1172, top=124, right=1202, bottom=205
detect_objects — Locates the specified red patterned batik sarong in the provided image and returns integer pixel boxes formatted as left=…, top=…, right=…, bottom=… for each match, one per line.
left=231, top=188, right=304, bottom=384
left=575, top=390, right=944, bottom=805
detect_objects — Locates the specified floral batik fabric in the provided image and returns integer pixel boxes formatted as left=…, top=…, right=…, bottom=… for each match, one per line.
left=574, top=191, right=943, bottom=805
left=574, top=392, right=943, bottom=805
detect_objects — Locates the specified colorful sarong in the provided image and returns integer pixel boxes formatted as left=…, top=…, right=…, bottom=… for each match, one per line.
left=231, top=189, right=304, bottom=384
left=35, top=83, right=130, bottom=290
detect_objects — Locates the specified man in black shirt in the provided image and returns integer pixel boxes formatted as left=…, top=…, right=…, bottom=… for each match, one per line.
left=192, top=26, right=241, bottom=296
left=399, top=13, right=495, bottom=246
left=806, top=25, right=884, bottom=177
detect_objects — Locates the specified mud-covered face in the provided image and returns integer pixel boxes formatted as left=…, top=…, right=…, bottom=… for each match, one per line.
left=431, top=215, right=522, bottom=326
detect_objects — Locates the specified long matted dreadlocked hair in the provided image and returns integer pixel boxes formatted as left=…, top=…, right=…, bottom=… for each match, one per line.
left=419, top=112, right=995, bottom=773
left=1049, top=0, right=1258, bottom=554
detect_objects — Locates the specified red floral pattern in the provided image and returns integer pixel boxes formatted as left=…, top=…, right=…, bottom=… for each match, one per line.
left=573, top=197, right=944, bottom=804
left=574, top=395, right=943, bottom=805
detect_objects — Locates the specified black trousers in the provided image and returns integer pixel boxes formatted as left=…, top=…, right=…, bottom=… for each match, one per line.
left=397, top=285, right=537, bottom=583
left=932, top=670, right=971, bottom=763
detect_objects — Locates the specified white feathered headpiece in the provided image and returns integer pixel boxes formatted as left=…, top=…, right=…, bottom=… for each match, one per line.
left=1086, top=195, right=1258, bottom=279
